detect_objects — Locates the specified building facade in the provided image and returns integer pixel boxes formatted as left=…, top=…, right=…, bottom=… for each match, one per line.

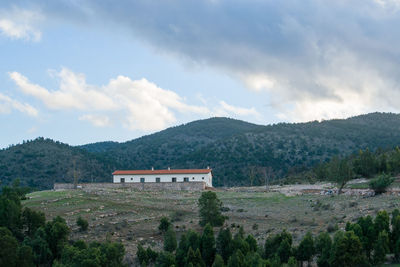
left=112, top=168, right=213, bottom=187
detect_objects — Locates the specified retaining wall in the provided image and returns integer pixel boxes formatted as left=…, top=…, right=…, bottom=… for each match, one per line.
left=54, top=182, right=206, bottom=191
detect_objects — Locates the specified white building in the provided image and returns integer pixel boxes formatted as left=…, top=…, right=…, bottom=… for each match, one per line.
left=112, top=168, right=213, bottom=187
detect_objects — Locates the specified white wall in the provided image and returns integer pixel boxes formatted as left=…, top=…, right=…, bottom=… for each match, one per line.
left=113, top=172, right=213, bottom=187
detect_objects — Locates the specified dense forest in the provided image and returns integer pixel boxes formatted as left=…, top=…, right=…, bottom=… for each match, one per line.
left=2, top=112, right=400, bottom=189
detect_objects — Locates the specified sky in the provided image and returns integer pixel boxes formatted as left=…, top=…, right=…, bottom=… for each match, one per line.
left=1, top=0, right=400, bottom=148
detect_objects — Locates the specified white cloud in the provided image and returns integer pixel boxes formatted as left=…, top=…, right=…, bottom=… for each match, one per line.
left=0, top=7, right=43, bottom=41
left=217, top=101, right=260, bottom=118
left=79, top=114, right=111, bottom=127
left=9, top=68, right=212, bottom=130
left=0, top=93, right=38, bottom=116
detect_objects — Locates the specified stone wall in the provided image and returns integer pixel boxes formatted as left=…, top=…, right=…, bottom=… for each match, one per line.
left=54, top=182, right=206, bottom=191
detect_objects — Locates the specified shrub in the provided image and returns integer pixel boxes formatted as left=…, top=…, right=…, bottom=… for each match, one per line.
left=369, top=174, right=394, bottom=194
left=158, top=217, right=171, bottom=233
left=76, top=216, right=88, bottom=231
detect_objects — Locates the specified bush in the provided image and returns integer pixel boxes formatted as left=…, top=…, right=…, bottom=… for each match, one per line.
left=158, top=217, right=171, bottom=233
left=76, top=216, right=88, bottom=231
left=369, top=174, right=394, bottom=194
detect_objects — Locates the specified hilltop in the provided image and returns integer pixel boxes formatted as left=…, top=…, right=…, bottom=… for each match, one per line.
left=2, top=112, right=400, bottom=189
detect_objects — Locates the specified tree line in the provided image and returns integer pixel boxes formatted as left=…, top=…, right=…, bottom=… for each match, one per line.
left=0, top=180, right=125, bottom=267
left=137, top=191, right=400, bottom=266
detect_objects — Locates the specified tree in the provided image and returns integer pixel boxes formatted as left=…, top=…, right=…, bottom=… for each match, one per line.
left=0, top=227, right=18, bottom=267
left=391, top=215, right=400, bottom=253
left=22, top=208, right=45, bottom=237
left=198, top=192, right=226, bottom=227
left=374, top=210, right=390, bottom=237
left=176, top=232, right=189, bottom=267
left=296, top=232, right=315, bottom=266
left=137, top=244, right=148, bottom=266
left=369, top=173, right=394, bottom=194
left=156, top=251, right=176, bottom=267
left=76, top=216, right=89, bottom=231
left=45, top=216, right=70, bottom=260
left=315, top=232, right=331, bottom=267
left=329, top=231, right=366, bottom=266
left=373, top=230, right=389, bottom=265
left=227, top=250, right=244, bottom=267
left=216, top=228, right=232, bottom=263
left=164, top=226, right=177, bottom=252
left=328, top=157, right=354, bottom=194
left=187, top=247, right=206, bottom=267
left=159, top=217, right=171, bottom=233
left=245, top=234, right=258, bottom=252
left=201, top=224, right=216, bottom=266
left=212, top=254, right=225, bottom=267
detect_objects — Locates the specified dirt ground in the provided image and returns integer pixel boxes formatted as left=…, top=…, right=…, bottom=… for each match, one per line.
left=23, top=183, right=400, bottom=262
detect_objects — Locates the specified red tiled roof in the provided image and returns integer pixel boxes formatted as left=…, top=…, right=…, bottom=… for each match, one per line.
left=112, top=169, right=212, bottom=175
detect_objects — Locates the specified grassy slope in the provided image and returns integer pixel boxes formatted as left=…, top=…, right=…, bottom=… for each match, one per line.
left=23, top=188, right=400, bottom=259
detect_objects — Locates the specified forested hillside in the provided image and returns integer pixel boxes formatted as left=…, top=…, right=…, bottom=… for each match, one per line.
left=2, top=113, right=400, bottom=189
left=0, top=138, right=115, bottom=189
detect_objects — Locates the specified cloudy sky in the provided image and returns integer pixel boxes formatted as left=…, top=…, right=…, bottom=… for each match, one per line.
left=1, top=0, right=400, bottom=148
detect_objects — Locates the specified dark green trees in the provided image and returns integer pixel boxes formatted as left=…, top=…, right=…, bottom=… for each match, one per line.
left=76, top=216, right=89, bottom=231
left=201, top=224, right=216, bottom=266
left=164, top=226, right=177, bottom=252
left=159, top=216, right=172, bottom=233
left=198, top=192, right=226, bottom=227
left=369, top=173, right=394, bottom=194
left=296, top=232, right=315, bottom=265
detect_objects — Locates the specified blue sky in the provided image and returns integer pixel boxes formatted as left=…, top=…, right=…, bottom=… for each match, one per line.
left=1, top=0, right=400, bottom=148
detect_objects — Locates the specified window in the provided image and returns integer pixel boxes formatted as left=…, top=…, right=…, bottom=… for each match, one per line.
left=192, top=177, right=195, bottom=180
left=184, top=177, right=189, bottom=182
left=140, top=178, right=145, bottom=183
left=172, top=177, right=177, bottom=182
left=131, top=178, right=133, bottom=181
left=202, top=177, right=204, bottom=180
left=156, top=177, right=160, bottom=183
left=121, top=178, right=125, bottom=183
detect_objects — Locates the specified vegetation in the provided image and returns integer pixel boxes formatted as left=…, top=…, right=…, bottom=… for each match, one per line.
left=76, top=216, right=89, bottom=231
left=369, top=173, right=395, bottom=194
left=198, top=191, right=226, bottom=227
left=3, top=113, right=400, bottom=189
left=0, top=182, right=125, bottom=266
left=137, top=197, right=400, bottom=267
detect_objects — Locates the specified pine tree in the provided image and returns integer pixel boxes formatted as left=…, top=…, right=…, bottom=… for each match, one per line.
left=216, top=228, right=232, bottom=263
left=373, top=230, right=389, bottom=265
left=163, top=226, right=177, bottom=252
left=201, top=224, right=216, bottom=267
left=212, top=254, right=225, bottom=267
left=315, top=232, right=332, bottom=267
left=227, top=250, right=244, bottom=267
left=296, top=232, right=315, bottom=266
left=198, top=192, right=226, bottom=227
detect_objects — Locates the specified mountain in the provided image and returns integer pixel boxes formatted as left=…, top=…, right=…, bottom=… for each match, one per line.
left=2, top=112, right=400, bottom=189
left=0, top=138, right=116, bottom=189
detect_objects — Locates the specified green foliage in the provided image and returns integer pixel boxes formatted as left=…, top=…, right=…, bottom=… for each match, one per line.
left=296, top=232, right=315, bottom=264
left=45, top=216, right=70, bottom=259
left=329, top=231, right=366, bottom=266
left=201, top=224, right=216, bottom=266
left=212, top=254, right=225, bottom=267
left=264, top=230, right=292, bottom=260
left=373, top=230, right=389, bottom=265
left=159, top=217, right=172, bottom=233
left=164, top=226, right=177, bottom=252
left=6, top=113, right=400, bottom=188
left=198, top=192, right=225, bottom=227
left=157, top=251, right=176, bottom=267
left=76, top=216, right=89, bottom=231
left=227, top=250, right=244, bottom=267
left=216, top=228, right=232, bottom=263
left=369, top=173, right=394, bottom=194
left=0, top=227, right=18, bottom=267
left=315, top=232, right=332, bottom=267
left=22, top=208, right=45, bottom=237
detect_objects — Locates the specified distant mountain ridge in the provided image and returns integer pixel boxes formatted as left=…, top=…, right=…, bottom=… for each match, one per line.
left=2, top=113, right=400, bottom=189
